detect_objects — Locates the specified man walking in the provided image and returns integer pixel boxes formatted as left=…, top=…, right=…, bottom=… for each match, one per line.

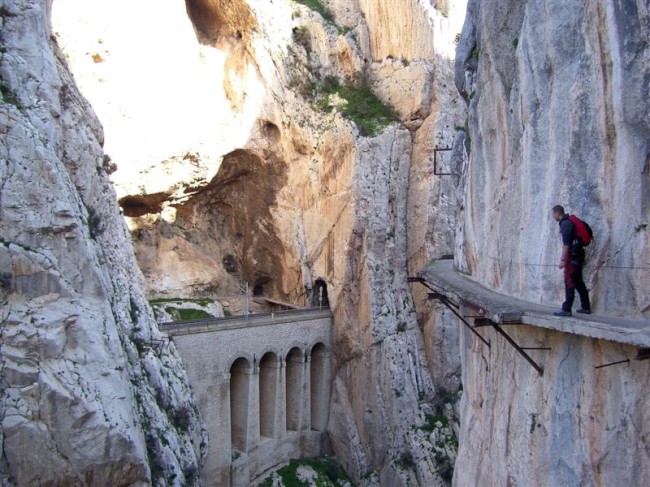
left=551, top=205, right=591, bottom=316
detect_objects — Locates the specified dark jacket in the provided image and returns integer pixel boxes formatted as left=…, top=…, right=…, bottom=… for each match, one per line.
left=559, top=214, right=584, bottom=263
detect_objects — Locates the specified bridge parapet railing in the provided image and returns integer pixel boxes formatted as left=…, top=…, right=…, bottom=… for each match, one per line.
left=160, top=307, right=333, bottom=336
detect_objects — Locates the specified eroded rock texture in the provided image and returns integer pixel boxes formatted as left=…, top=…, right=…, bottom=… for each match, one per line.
left=52, top=0, right=469, bottom=484
left=455, top=0, right=649, bottom=319
left=453, top=1, right=650, bottom=485
left=0, top=1, right=206, bottom=485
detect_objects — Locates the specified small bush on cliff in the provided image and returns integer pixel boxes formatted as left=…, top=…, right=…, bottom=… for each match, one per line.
left=314, top=75, right=396, bottom=136
left=0, top=81, right=23, bottom=110
left=294, top=0, right=334, bottom=23
left=292, top=26, right=311, bottom=56
left=87, top=207, right=103, bottom=239
left=257, top=457, right=353, bottom=486
left=164, top=306, right=212, bottom=321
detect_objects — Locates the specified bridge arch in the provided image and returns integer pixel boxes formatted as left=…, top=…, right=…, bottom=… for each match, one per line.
left=259, top=351, right=280, bottom=439
left=257, top=346, right=282, bottom=363
left=285, top=346, right=305, bottom=431
left=310, top=342, right=331, bottom=432
left=230, top=357, right=252, bottom=452
left=306, top=338, right=329, bottom=357
left=226, top=351, right=255, bottom=371
left=283, top=341, right=307, bottom=357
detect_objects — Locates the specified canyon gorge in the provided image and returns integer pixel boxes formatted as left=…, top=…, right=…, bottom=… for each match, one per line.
left=1, top=0, right=648, bottom=486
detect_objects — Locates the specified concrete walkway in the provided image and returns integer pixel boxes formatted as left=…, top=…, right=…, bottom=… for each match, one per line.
left=419, top=259, right=650, bottom=348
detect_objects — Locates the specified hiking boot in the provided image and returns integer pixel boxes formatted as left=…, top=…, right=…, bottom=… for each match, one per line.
left=553, top=310, right=572, bottom=317
left=576, top=309, right=591, bottom=314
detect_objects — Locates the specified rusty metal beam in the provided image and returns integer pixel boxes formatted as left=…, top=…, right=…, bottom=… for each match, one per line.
left=492, top=324, right=544, bottom=376
left=595, top=358, right=630, bottom=369
left=407, top=276, right=425, bottom=283
left=428, top=292, right=491, bottom=348
left=595, top=347, right=650, bottom=369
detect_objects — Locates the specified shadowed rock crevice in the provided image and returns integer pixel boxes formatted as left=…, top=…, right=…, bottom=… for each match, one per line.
left=119, top=192, right=170, bottom=218
left=184, top=0, right=257, bottom=45
left=175, top=148, right=289, bottom=299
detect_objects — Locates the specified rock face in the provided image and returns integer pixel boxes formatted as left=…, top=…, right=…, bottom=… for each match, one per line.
left=0, top=1, right=205, bottom=485
left=454, top=0, right=649, bottom=319
left=8, top=0, right=647, bottom=485
left=452, top=1, right=650, bottom=485
left=456, top=326, right=650, bottom=486
left=52, top=0, right=469, bottom=484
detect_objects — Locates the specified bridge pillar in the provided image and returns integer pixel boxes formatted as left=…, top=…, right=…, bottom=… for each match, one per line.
left=259, top=354, right=281, bottom=440
left=276, top=359, right=287, bottom=438
left=301, top=356, right=312, bottom=431
left=248, top=364, right=261, bottom=449
left=285, top=352, right=305, bottom=431
left=231, top=359, right=257, bottom=453
left=310, top=347, right=332, bottom=432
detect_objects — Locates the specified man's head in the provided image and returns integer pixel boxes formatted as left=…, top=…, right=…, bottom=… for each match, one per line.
left=551, top=205, right=565, bottom=222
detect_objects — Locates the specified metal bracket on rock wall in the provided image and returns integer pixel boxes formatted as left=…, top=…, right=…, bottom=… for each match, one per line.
left=595, top=348, right=650, bottom=369
left=433, top=146, right=454, bottom=176
left=411, top=277, right=548, bottom=376
left=426, top=291, right=491, bottom=348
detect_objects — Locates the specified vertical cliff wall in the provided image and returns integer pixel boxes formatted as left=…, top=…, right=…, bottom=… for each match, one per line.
left=0, top=1, right=206, bottom=485
left=455, top=0, right=649, bottom=319
left=452, top=1, right=650, bottom=485
left=52, top=0, right=470, bottom=484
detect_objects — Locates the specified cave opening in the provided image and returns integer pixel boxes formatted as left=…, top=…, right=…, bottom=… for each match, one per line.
left=312, top=279, right=329, bottom=309
left=253, top=283, right=265, bottom=296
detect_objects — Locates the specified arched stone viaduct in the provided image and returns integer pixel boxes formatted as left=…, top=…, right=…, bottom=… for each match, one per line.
left=161, top=308, right=333, bottom=486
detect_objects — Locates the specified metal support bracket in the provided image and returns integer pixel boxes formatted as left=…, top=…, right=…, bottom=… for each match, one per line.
left=427, top=292, right=490, bottom=348
left=407, top=276, right=425, bottom=283
left=595, top=347, right=650, bottom=369
left=433, top=147, right=454, bottom=176
left=413, top=277, right=548, bottom=376
left=492, top=324, right=544, bottom=376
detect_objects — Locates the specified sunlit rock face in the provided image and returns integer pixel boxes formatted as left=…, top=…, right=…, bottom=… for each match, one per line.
left=454, top=0, right=649, bottom=319
left=53, top=0, right=468, bottom=484
left=0, top=1, right=206, bottom=485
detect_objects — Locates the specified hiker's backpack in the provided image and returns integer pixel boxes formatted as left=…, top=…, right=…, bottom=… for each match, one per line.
left=568, top=215, right=593, bottom=246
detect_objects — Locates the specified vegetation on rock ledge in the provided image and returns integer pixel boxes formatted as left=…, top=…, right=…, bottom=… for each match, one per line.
left=293, top=0, right=334, bottom=23
left=314, top=75, right=397, bottom=137
left=257, top=457, right=353, bottom=486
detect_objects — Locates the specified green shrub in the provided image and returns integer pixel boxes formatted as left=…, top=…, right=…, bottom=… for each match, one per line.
left=150, top=297, right=214, bottom=306
left=294, top=0, right=334, bottom=23
left=164, top=307, right=212, bottom=321
left=315, top=77, right=396, bottom=136
left=257, top=457, right=353, bottom=486
left=292, top=26, right=311, bottom=55
left=0, top=81, right=23, bottom=109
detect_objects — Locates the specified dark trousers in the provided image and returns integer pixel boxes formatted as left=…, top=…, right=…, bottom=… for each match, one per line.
left=562, top=262, right=590, bottom=312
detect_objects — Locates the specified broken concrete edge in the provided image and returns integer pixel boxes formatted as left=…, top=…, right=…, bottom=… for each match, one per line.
left=522, top=312, right=650, bottom=349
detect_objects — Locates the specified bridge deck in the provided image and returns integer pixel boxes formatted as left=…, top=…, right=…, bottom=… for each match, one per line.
left=253, top=297, right=303, bottom=309
left=419, top=259, right=650, bottom=348
left=160, top=307, right=332, bottom=336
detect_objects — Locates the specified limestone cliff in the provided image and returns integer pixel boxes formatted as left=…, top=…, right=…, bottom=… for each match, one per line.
left=452, top=1, right=650, bottom=485
left=454, top=0, right=649, bottom=319
left=0, top=1, right=206, bottom=485
left=52, top=0, right=469, bottom=484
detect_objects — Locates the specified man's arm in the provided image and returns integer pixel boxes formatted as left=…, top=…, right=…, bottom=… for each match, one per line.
left=559, top=244, right=569, bottom=268
left=559, top=219, right=573, bottom=268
